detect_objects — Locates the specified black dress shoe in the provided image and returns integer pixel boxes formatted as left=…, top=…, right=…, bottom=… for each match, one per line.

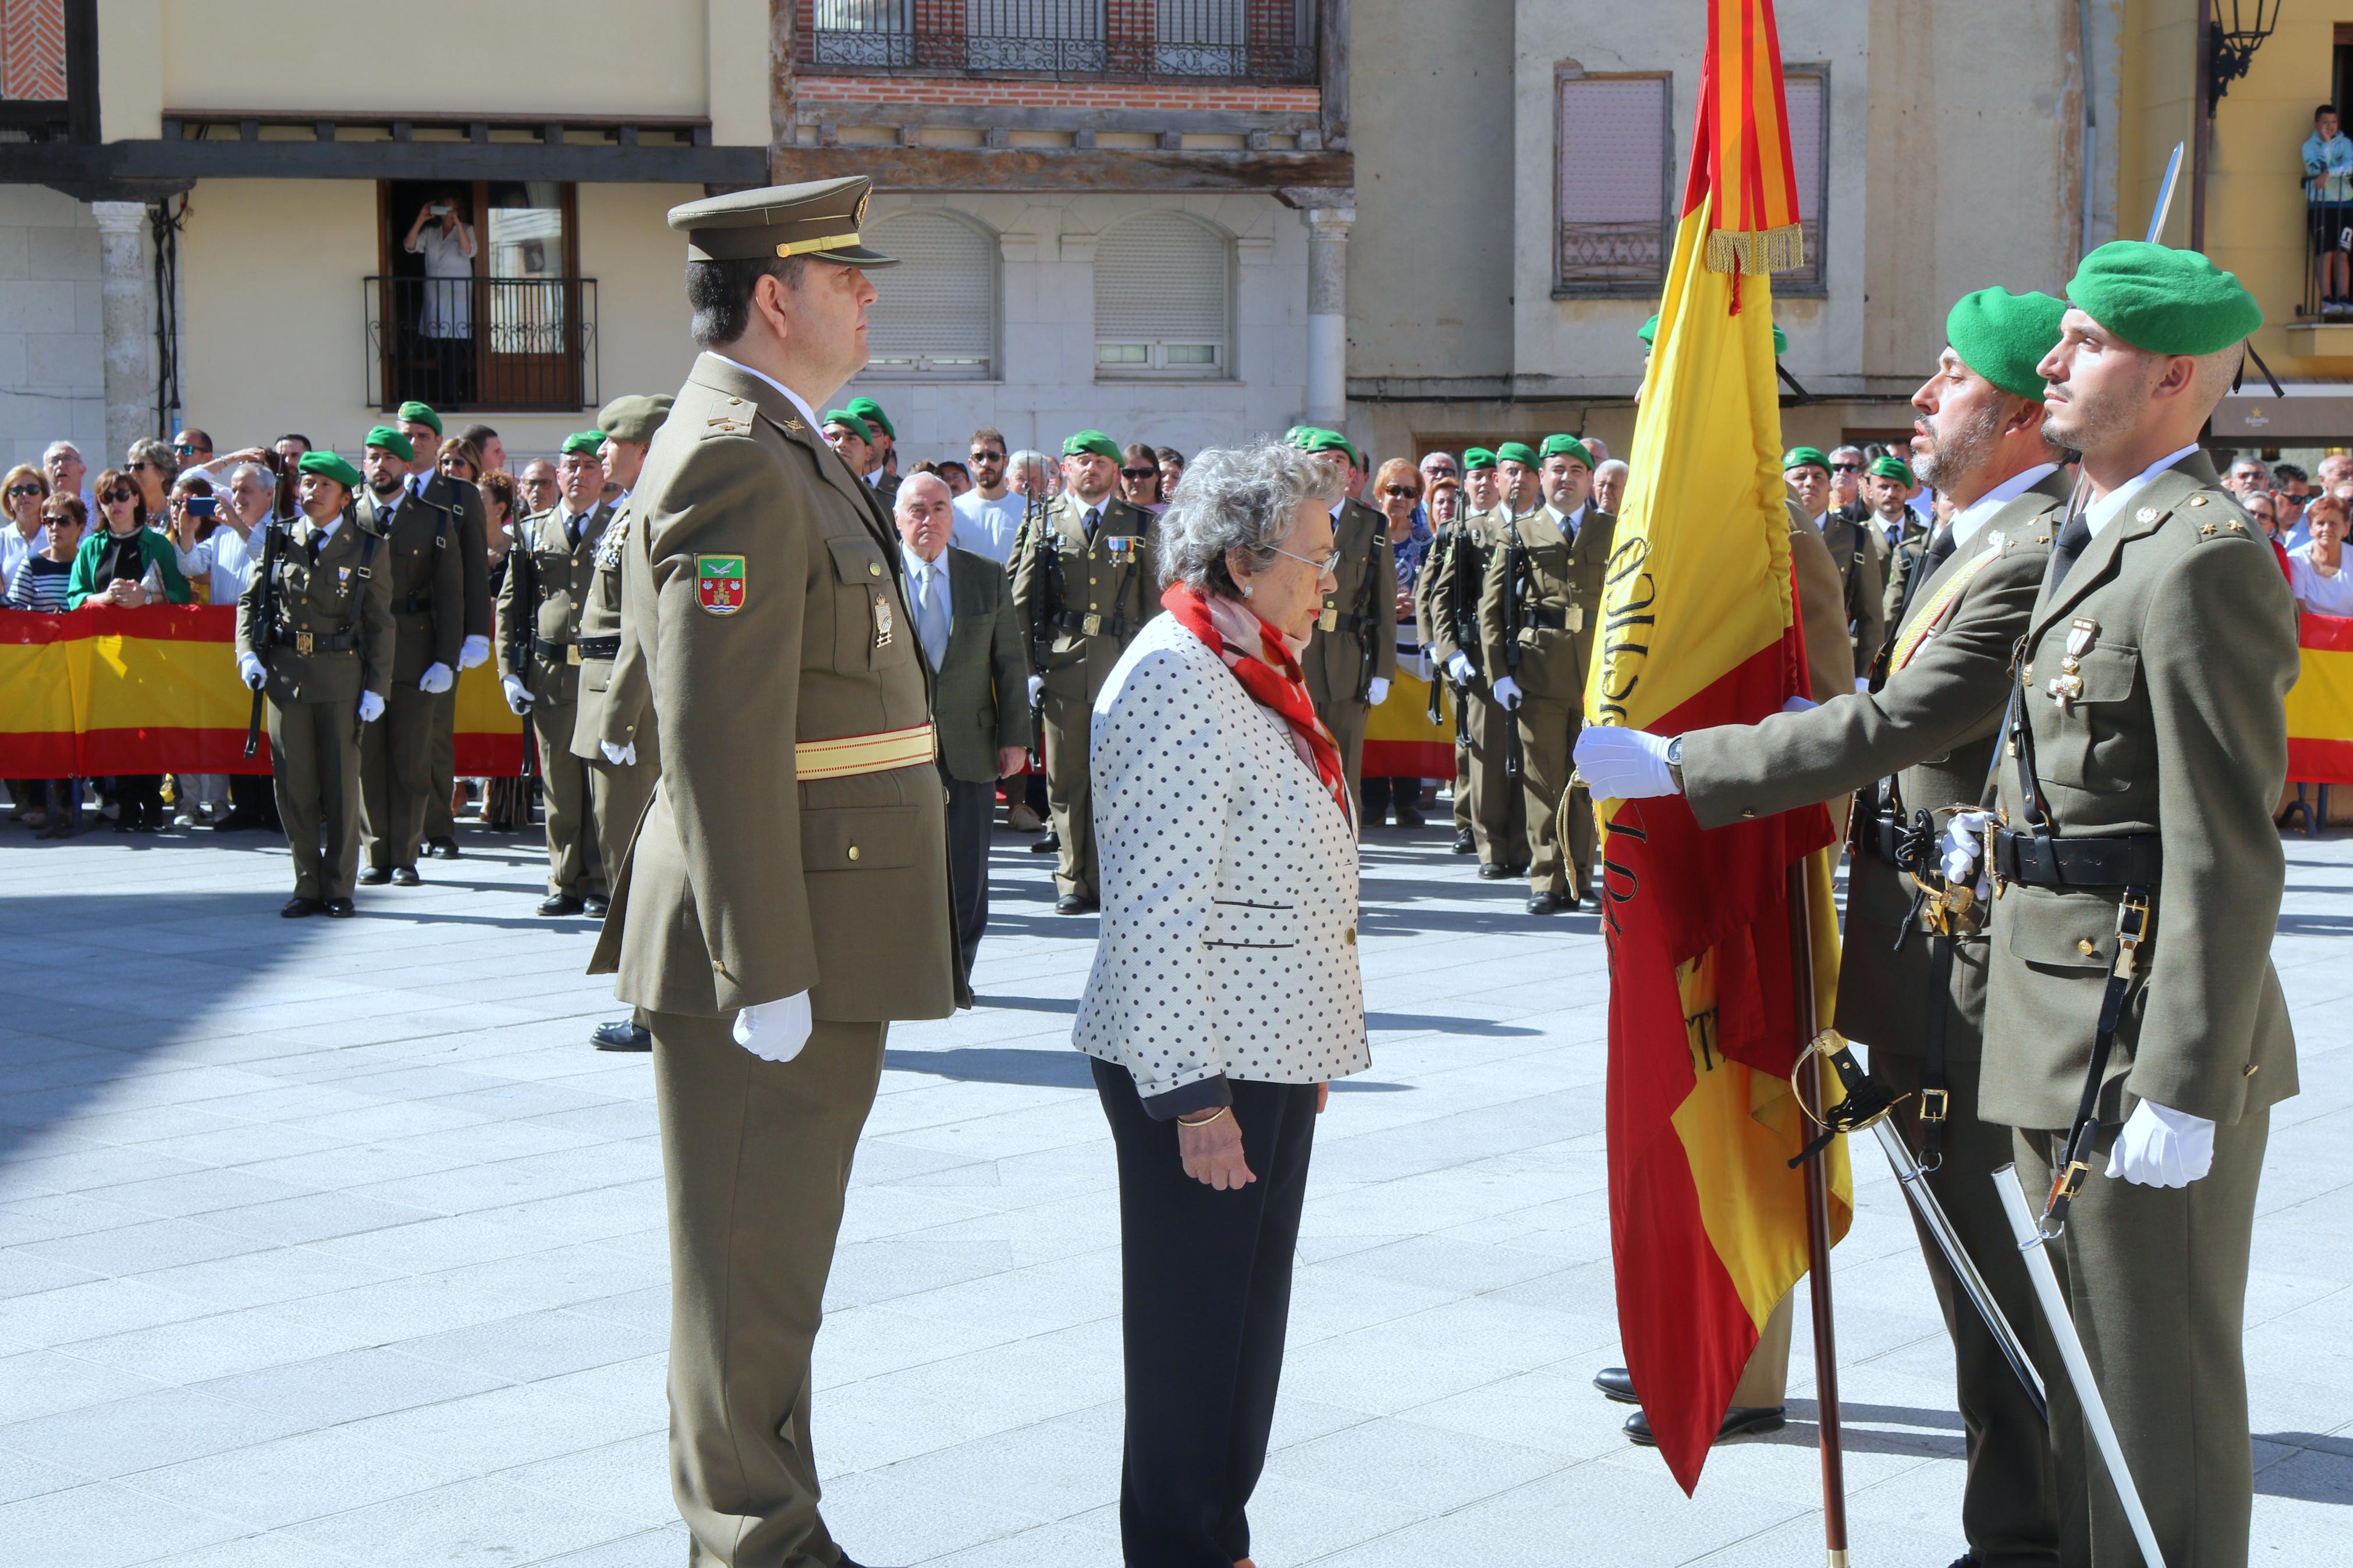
left=1477, top=861, right=1509, bottom=880
left=1451, top=828, right=1477, bottom=854
left=583, top=894, right=611, bottom=918
left=324, top=898, right=355, bottom=919
left=359, top=866, right=391, bottom=886
left=427, top=837, right=460, bottom=859
left=591, top=1019, right=652, bottom=1051
left=281, top=896, right=325, bottom=919
left=1623, top=1405, right=1784, bottom=1447
left=1053, top=894, right=1096, bottom=915
left=391, top=866, right=421, bottom=887
left=1593, top=1366, right=1638, bottom=1405
left=1028, top=833, right=1059, bottom=854
left=537, top=894, right=585, bottom=916
left=1528, top=892, right=1571, bottom=915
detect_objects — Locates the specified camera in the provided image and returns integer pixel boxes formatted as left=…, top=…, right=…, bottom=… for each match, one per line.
left=186, top=496, right=218, bottom=518
left=429, top=202, right=452, bottom=216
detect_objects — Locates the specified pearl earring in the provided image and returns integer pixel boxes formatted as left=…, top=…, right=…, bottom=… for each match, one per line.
left=1241, top=582, right=1254, bottom=598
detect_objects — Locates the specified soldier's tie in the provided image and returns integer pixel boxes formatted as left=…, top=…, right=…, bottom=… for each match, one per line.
left=1084, top=506, right=1101, bottom=542
left=2049, top=508, right=2093, bottom=588
left=915, top=559, right=950, bottom=671
left=1919, top=525, right=1957, bottom=583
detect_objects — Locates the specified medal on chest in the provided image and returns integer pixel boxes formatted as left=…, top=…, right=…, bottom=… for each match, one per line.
left=2048, top=617, right=2096, bottom=711
left=872, top=591, right=894, bottom=648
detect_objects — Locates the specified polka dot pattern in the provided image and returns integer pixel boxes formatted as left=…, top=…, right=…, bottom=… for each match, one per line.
left=1072, top=614, right=1372, bottom=1099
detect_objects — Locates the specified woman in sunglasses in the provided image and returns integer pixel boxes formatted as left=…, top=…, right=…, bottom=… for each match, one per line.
left=6, top=496, right=91, bottom=835
left=1362, top=458, right=1432, bottom=829
left=1119, top=442, right=1167, bottom=514
left=2, top=464, right=48, bottom=586
left=125, top=437, right=175, bottom=516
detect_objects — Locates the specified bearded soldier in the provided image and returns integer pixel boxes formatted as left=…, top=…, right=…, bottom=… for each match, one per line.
left=353, top=425, right=462, bottom=887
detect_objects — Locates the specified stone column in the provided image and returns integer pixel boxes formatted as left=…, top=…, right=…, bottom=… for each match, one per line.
left=91, top=201, right=157, bottom=464
left=1298, top=199, right=1354, bottom=430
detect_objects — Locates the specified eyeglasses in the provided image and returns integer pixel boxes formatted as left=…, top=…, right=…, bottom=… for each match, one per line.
left=100, top=489, right=136, bottom=504
left=129, top=462, right=153, bottom=472
left=41, top=512, right=79, bottom=527
left=173, top=443, right=207, bottom=456
left=970, top=450, right=1005, bottom=463
left=1121, top=468, right=1157, bottom=481
left=1830, top=462, right=1862, bottom=474
left=1382, top=485, right=1418, bottom=499
left=5, top=484, right=42, bottom=499
left=1269, top=544, right=1342, bottom=574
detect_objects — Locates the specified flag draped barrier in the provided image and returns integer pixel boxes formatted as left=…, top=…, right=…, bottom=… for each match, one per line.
left=2288, top=612, right=2353, bottom=785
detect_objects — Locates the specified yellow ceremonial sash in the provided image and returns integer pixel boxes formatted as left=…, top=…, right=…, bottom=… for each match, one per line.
left=795, top=721, right=937, bottom=780
left=1890, top=532, right=2006, bottom=671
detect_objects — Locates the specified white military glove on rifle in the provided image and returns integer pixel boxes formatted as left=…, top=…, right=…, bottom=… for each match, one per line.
left=502, top=675, right=532, bottom=715
left=237, top=653, right=266, bottom=691
left=1491, top=675, right=1523, bottom=710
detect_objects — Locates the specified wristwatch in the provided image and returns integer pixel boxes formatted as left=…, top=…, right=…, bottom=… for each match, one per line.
left=1665, top=736, right=1685, bottom=792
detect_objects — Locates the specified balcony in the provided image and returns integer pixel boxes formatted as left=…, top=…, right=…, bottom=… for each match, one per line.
left=798, top=0, right=1316, bottom=84
left=365, top=276, right=598, bottom=414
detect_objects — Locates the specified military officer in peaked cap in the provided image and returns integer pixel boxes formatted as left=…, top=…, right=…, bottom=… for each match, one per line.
left=1009, top=428, right=1160, bottom=913
left=586, top=176, right=963, bottom=1568
left=352, top=425, right=462, bottom=887
left=576, top=392, right=673, bottom=1053
left=1581, top=286, right=2075, bottom=1562
left=1293, top=428, right=1396, bottom=817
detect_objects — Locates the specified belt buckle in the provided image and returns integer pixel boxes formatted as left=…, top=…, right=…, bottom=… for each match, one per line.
left=566, top=643, right=581, bottom=666
left=1919, top=1087, right=1950, bottom=1125
left=2113, top=890, right=2151, bottom=979
left=295, top=631, right=314, bottom=656
left=1318, top=606, right=1339, bottom=633
left=1081, top=613, right=1102, bottom=637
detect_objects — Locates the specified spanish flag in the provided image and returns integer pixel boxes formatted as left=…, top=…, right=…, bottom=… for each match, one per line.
left=1586, top=0, right=1851, bottom=1494
left=2289, top=613, right=2353, bottom=784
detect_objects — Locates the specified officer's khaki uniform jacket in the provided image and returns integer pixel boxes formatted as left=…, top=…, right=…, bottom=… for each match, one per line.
left=1009, top=492, right=1159, bottom=702
left=357, top=486, right=463, bottom=684
left=1474, top=502, right=1616, bottom=700
left=496, top=500, right=612, bottom=705
left=235, top=515, right=396, bottom=707
left=587, top=353, right=960, bottom=1023
left=1302, top=496, right=1397, bottom=709
left=1422, top=504, right=1509, bottom=671
left=573, top=502, right=655, bottom=764
left=1983, top=453, right=2299, bottom=1130
left=1815, top=507, right=1890, bottom=678
left=415, top=469, right=492, bottom=645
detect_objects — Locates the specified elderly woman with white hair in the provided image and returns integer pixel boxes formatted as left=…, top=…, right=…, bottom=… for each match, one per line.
left=1074, top=438, right=1370, bottom=1568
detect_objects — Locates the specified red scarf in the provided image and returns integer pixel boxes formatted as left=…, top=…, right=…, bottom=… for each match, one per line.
left=1162, top=582, right=1353, bottom=826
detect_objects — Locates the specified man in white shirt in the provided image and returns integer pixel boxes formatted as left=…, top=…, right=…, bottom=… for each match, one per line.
left=949, top=425, right=1025, bottom=565
left=42, top=440, right=94, bottom=520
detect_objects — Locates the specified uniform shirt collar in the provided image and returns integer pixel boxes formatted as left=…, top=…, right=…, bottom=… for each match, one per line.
left=713, top=354, right=825, bottom=436
left=1949, top=461, right=2059, bottom=550
left=2085, top=443, right=2199, bottom=538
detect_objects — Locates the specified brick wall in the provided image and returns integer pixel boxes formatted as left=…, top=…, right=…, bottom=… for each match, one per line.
left=0, top=0, right=66, bottom=99
left=795, top=75, right=1318, bottom=112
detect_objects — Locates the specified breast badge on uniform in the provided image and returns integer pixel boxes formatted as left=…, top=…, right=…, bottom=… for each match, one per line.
left=695, top=554, right=746, bottom=616
left=595, top=513, right=631, bottom=570
left=872, top=592, right=895, bottom=648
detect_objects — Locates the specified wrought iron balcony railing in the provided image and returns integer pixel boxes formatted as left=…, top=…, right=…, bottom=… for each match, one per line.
left=365, top=276, right=598, bottom=414
left=801, top=0, right=1316, bottom=83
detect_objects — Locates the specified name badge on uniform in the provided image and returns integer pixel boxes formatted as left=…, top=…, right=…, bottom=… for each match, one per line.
left=1566, top=604, right=1585, bottom=634
left=1318, top=603, right=1338, bottom=632
left=873, top=593, right=895, bottom=648
left=2049, top=617, right=2097, bottom=711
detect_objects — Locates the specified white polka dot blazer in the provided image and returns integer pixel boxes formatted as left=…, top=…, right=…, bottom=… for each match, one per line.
left=1073, top=611, right=1371, bottom=1103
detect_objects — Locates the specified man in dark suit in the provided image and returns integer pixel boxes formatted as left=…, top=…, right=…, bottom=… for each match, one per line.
left=895, top=471, right=1030, bottom=981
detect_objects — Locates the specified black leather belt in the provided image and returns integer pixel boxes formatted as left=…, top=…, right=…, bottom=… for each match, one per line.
left=577, top=635, right=620, bottom=661
left=270, top=627, right=356, bottom=653
left=1993, top=829, right=2163, bottom=890
left=1049, top=610, right=1123, bottom=637
left=1527, top=607, right=1575, bottom=631
left=531, top=635, right=581, bottom=666
left=398, top=593, right=435, bottom=615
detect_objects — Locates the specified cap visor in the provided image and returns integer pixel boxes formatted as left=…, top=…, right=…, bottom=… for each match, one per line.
left=810, top=243, right=898, bottom=269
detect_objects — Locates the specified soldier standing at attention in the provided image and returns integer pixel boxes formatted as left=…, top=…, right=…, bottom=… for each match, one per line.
left=1481, top=433, right=1613, bottom=914
left=577, top=393, right=673, bottom=1054
left=1413, top=471, right=1477, bottom=854
left=352, top=426, right=461, bottom=888
left=1009, top=429, right=1159, bottom=914
left=1579, top=287, right=2073, bottom=1558
left=1295, top=428, right=1395, bottom=817
left=844, top=395, right=901, bottom=509
left=1494, top=440, right=1542, bottom=519
left=1429, top=447, right=1528, bottom=879
left=585, top=177, right=961, bottom=1568
left=1786, top=444, right=1889, bottom=689
left=498, top=431, right=612, bottom=916
left=393, top=401, right=492, bottom=861
left=235, top=451, right=394, bottom=919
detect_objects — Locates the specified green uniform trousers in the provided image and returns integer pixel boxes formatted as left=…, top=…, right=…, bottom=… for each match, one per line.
left=1465, top=687, right=1526, bottom=871
left=588, top=749, right=657, bottom=1027
left=1041, top=687, right=1097, bottom=903
left=1880, top=1051, right=2060, bottom=1567
left=2013, top=1108, right=2268, bottom=1568
left=359, top=681, right=436, bottom=873
left=530, top=697, right=602, bottom=899
left=425, top=685, right=458, bottom=841
left=1513, top=697, right=1589, bottom=898
left=652, top=1012, right=885, bottom=1568
left=269, top=698, right=361, bottom=901
left=1451, top=731, right=1473, bottom=834
left=1314, top=695, right=1368, bottom=821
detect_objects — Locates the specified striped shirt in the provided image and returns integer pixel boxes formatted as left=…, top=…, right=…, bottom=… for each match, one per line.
left=5, top=556, right=73, bottom=612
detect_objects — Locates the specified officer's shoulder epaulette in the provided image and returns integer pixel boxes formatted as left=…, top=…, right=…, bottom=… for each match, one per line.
left=2167, top=488, right=2263, bottom=545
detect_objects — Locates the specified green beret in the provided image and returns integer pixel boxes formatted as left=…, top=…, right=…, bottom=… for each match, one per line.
left=1283, top=424, right=1313, bottom=447
left=1781, top=446, right=1831, bottom=474
left=1462, top=446, right=1497, bottom=472
left=1945, top=287, right=2067, bottom=400
left=1063, top=429, right=1121, bottom=460
left=1495, top=442, right=1539, bottom=468
left=1868, top=456, right=1915, bottom=485
left=1300, top=428, right=1362, bottom=466
left=843, top=396, right=894, bottom=440
left=1538, top=434, right=1593, bottom=468
left=596, top=393, right=674, bottom=444
left=297, top=450, right=361, bottom=491
left=822, top=410, right=875, bottom=444
left=1639, top=314, right=1784, bottom=353
left=395, top=401, right=442, bottom=435
left=560, top=431, right=606, bottom=458
left=1637, top=315, right=1659, bottom=345
left=363, top=425, right=416, bottom=462
left=2064, top=240, right=2262, bottom=355
left=1773, top=323, right=1788, bottom=354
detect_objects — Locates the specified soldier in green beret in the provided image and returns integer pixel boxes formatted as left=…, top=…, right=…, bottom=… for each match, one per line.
left=1786, top=444, right=1888, bottom=689
left=392, top=400, right=493, bottom=861
left=1493, top=440, right=1542, bottom=517
left=819, top=409, right=875, bottom=478
left=1010, top=428, right=1161, bottom=911
left=843, top=395, right=900, bottom=507
left=1297, top=430, right=1396, bottom=814
left=1424, top=445, right=1528, bottom=878
left=235, top=450, right=396, bottom=918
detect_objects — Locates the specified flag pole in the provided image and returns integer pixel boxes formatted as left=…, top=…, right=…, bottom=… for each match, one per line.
left=1787, top=858, right=1850, bottom=1566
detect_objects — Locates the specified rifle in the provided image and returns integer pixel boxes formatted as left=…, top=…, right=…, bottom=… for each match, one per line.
left=1017, top=482, right=1052, bottom=770
left=509, top=514, right=538, bottom=781
left=1350, top=509, right=1385, bottom=703
left=1500, top=510, right=1528, bottom=787
left=1425, top=529, right=1447, bottom=726
left=243, top=517, right=285, bottom=758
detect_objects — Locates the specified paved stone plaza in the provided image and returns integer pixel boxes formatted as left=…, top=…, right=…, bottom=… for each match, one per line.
left=1, top=812, right=2347, bottom=1567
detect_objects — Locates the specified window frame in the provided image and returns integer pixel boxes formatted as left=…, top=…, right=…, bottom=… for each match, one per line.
left=1092, top=211, right=1236, bottom=383
left=1550, top=66, right=1676, bottom=301
left=857, top=208, right=1003, bottom=383
left=1776, top=61, right=1831, bottom=300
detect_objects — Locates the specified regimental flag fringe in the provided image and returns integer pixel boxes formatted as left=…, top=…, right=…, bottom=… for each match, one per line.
left=1705, top=224, right=1805, bottom=276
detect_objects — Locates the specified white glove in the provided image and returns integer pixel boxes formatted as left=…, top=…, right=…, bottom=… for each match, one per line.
left=1492, top=675, right=1524, bottom=710
left=356, top=690, right=386, bottom=725
left=503, top=675, right=532, bottom=715
left=1855, top=675, right=1872, bottom=693
left=417, top=662, right=454, bottom=695
left=1446, top=651, right=1475, bottom=684
left=733, top=991, right=813, bottom=1064
left=1940, top=809, right=1993, bottom=899
left=1780, top=694, right=1818, bottom=714
left=1573, top=726, right=1678, bottom=799
left=1366, top=676, right=1390, bottom=706
left=600, top=739, right=637, bottom=767
left=1027, top=673, right=1044, bottom=705
left=459, top=634, right=491, bottom=670
left=237, top=652, right=266, bottom=691
left=2106, top=1098, right=2217, bottom=1187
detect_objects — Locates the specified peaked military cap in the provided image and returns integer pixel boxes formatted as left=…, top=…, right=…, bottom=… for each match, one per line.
left=1462, top=447, right=1497, bottom=472
left=1538, top=434, right=1593, bottom=467
left=1063, top=430, right=1120, bottom=460
left=1781, top=446, right=1831, bottom=474
left=363, top=425, right=415, bottom=461
left=596, top=394, right=674, bottom=443
left=843, top=396, right=895, bottom=440
left=561, top=431, right=606, bottom=457
left=823, top=410, right=875, bottom=443
left=395, top=401, right=442, bottom=434
left=1495, top=441, right=1539, bottom=468
left=1868, top=455, right=1914, bottom=485
left=2064, top=240, right=2261, bottom=356
left=1946, top=287, right=2067, bottom=400
left=297, top=450, right=362, bottom=490
left=667, top=176, right=898, bottom=268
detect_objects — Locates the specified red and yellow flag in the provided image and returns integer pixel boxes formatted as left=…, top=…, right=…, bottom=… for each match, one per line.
left=1585, top=0, right=1850, bottom=1494
left=2288, top=613, right=2353, bottom=784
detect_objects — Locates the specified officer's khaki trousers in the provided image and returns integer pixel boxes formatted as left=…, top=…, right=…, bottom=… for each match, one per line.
left=586, top=730, right=658, bottom=1028
left=2014, top=1111, right=2267, bottom=1568
left=1465, top=685, right=1526, bottom=870
left=1041, top=682, right=1097, bottom=902
left=1515, top=697, right=1584, bottom=898
left=652, top=1011, right=885, bottom=1568
left=424, top=685, right=459, bottom=841
left=530, top=696, right=602, bottom=898
left=1314, top=695, right=1368, bottom=820
left=269, top=697, right=361, bottom=900
left=1451, top=730, right=1474, bottom=834
left=360, top=680, right=435, bottom=872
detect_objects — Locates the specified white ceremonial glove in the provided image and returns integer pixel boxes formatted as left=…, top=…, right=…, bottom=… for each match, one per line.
left=2106, top=1098, right=2218, bottom=1188
left=1366, top=676, right=1391, bottom=706
left=733, top=991, right=814, bottom=1064
left=1026, top=673, right=1045, bottom=705
left=1780, top=694, right=1818, bottom=714
left=1940, top=809, right=1993, bottom=901
left=237, top=652, right=267, bottom=691
left=502, top=675, right=533, bottom=715
left=459, top=634, right=491, bottom=670
left=1855, top=675, right=1873, bottom=694
left=600, top=739, right=636, bottom=767
left=1446, top=651, right=1475, bottom=684
left=1574, top=726, right=1679, bottom=799
left=417, top=662, right=454, bottom=695
left=356, top=690, right=386, bottom=725
left=1492, top=675, right=1524, bottom=710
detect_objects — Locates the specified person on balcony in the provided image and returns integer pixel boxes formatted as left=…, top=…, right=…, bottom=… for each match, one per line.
left=2304, top=104, right=2353, bottom=315
left=405, top=193, right=479, bottom=404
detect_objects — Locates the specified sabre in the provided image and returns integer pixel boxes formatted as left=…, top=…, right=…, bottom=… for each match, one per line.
left=2146, top=141, right=2184, bottom=246
left=1994, top=1165, right=2169, bottom=1568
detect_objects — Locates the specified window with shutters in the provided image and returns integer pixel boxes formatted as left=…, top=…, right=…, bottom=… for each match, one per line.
left=862, top=211, right=998, bottom=381
left=1094, top=212, right=1231, bottom=379
left=1553, top=70, right=1673, bottom=298
left=1776, top=65, right=1829, bottom=296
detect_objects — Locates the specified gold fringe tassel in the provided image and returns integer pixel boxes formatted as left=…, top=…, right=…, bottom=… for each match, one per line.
left=1704, top=223, right=1805, bottom=276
